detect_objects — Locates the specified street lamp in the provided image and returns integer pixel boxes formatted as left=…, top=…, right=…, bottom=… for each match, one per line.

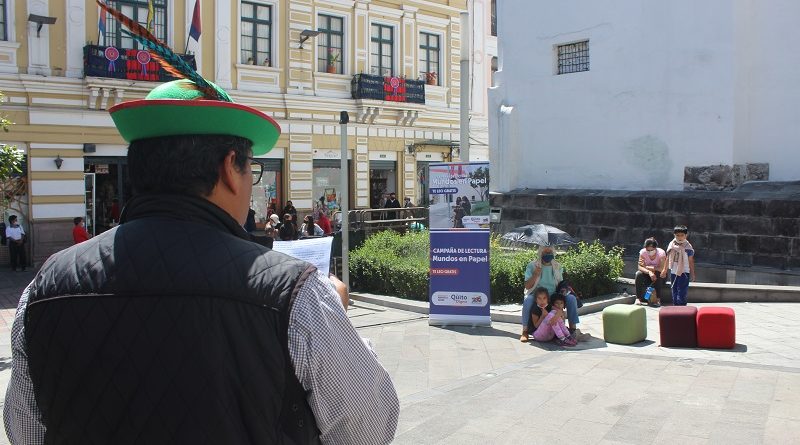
left=298, top=30, right=320, bottom=49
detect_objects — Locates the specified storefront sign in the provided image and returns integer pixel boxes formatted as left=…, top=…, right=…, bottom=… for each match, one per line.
left=428, top=162, right=491, bottom=326
left=95, top=164, right=109, bottom=174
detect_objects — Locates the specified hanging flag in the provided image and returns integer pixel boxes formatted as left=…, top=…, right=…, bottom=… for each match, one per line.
left=189, top=0, right=202, bottom=42
left=146, top=0, right=155, bottom=33
left=98, top=3, right=107, bottom=45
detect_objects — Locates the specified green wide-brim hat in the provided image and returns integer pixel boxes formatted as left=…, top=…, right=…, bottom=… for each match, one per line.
left=109, top=79, right=280, bottom=155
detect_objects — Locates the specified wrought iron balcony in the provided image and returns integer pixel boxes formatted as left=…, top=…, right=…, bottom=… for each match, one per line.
left=351, top=73, right=425, bottom=104
left=83, top=44, right=196, bottom=82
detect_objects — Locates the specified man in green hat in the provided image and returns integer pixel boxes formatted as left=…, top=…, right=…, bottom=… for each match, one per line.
left=4, top=76, right=398, bottom=443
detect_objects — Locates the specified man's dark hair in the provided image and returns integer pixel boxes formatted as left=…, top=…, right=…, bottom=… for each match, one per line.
left=8, top=215, right=17, bottom=223
left=643, top=237, right=658, bottom=249
left=73, top=217, right=83, bottom=225
left=127, top=135, right=251, bottom=196
left=673, top=225, right=688, bottom=234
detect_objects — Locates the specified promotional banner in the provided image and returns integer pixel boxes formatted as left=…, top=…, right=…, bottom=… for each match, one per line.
left=428, top=162, right=491, bottom=326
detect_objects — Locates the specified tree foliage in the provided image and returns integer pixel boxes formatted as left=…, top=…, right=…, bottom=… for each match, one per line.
left=1, top=90, right=26, bottom=216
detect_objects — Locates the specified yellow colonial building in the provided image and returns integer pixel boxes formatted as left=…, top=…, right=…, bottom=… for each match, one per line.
left=0, top=0, right=496, bottom=263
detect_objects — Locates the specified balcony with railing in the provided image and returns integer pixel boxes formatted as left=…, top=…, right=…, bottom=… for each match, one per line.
left=350, top=73, right=427, bottom=125
left=83, top=44, right=196, bottom=82
left=351, top=74, right=425, bottom=104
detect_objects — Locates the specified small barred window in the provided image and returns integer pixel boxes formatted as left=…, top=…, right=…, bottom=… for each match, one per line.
left=557, top=40, right=589, bottom=74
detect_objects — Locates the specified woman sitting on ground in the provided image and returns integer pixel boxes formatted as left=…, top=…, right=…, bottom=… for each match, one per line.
left=635, top=237, right=667, bottom=307
left=520, top=246, right=581, bottom=342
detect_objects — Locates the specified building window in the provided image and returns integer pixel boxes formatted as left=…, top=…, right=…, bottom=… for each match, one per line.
left=0, top=0, right=7, bottom=41
left=557, top=40, right=589, bottom=74
left=241, top=1, right=272, bottom=66
left=370, top=23, right=394, bottom=77
left=419, top=32, right=440, bottom=85
left=491, top=0, right=497, bottom=37
left=106, top=0, right=167, bottom=49
left=318, top=14, right=343, bottom=74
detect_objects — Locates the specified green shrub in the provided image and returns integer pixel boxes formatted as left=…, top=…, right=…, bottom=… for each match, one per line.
left=350, top=232, right=624, bottom=303
left=489, top=234, right=537, bottom=304
left=350, top=231, right=537, bottom=303
left=350, top=230, right=430, bottom=300
left=558, top=240, right=625, bottom=298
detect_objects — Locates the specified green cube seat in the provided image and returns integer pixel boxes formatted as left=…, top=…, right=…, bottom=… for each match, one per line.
left=602, top=304, right=647, bottom=345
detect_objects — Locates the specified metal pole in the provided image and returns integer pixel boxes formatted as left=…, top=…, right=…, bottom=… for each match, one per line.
left=459, top=11, right=471, bottom=162
left=339, top=111, right=350, bottom=289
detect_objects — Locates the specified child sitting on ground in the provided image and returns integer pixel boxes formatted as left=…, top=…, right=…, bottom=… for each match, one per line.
left=529, top=287, right=577, bottom=346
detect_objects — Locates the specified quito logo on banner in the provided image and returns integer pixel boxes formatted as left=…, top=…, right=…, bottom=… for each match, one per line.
left=428, top=162, right=491, bottom=326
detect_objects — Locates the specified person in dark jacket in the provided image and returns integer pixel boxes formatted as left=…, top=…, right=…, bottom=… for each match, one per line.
left=282, top=200, right=298, bottom=228
left=279, top=214, right=298, bottom=240
left=383, top=192, right=401, bottom=220
left=244, top=207, right=257, bottom=233
left=3, top=6, right=398, bottom=444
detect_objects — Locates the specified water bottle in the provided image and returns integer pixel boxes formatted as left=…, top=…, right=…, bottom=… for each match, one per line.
left=643, top=287, right=654, bottom=302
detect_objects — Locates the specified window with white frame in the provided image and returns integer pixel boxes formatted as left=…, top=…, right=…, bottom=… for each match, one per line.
left=0, top=0, right=7, bottom=41
left=241, top=1, right=272, bottom=66
left=105, top=0, right=167, bottom=49
left=370, top=23, right=394, bottom=77
left=557, top=40, right=589, bottom=74
left=418, top=32, right=440, bottom=85
left=318, top=14, right=343, bottom=74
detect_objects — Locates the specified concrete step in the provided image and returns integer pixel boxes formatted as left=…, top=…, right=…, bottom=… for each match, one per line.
left=616, top=278, right=800, bottom=303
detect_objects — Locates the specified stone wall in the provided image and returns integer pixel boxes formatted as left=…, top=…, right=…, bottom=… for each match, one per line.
left=491, top=187, right=800, bottom=272
left=684, top=163, right=768, bottom=191
left=31, top=219, right=73, bottom=265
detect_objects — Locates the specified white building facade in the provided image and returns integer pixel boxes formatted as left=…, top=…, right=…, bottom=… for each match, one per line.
left=489, top=0, right=800, bottom=192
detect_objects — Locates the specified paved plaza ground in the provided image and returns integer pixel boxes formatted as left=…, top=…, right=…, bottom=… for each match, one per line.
left=1, top=270, right=799, bottom=444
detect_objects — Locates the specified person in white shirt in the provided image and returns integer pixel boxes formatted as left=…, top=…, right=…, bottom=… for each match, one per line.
left=5, top=215, right=26, bottom=272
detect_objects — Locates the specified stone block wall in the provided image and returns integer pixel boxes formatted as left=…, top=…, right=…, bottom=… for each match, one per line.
left=31, top=219, right=73, bottom=265
left=684, top=163, right=768, bottom=191
left=491, top=188, right=800, bottom=271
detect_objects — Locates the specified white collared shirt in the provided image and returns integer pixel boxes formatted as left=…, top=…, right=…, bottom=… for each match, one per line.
left=5, top=224, right=24, bottom=241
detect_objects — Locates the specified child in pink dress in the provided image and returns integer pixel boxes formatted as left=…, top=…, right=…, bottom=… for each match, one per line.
left=530, top=288, right=577, bottom=346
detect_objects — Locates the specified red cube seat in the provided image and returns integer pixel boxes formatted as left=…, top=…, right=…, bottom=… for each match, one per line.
left=696, top=307, right=736, bottom=349
left=659, top=306, right=697, bottom=348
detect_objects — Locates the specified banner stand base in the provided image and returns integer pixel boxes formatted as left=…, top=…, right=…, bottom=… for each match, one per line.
left=429, top=314, right=492, bottom=327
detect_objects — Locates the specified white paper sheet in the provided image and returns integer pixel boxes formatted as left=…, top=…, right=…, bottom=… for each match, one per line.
left=272, top=237, right=334, bottom=276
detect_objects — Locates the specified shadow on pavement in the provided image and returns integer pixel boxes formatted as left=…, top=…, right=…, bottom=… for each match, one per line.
left=524, top=332, right=630, bottom=352
left=435, top=325, right=520, bottom=340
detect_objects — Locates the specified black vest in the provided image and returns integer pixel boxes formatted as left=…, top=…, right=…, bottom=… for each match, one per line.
left=24, top=195, right=321, bottom=444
